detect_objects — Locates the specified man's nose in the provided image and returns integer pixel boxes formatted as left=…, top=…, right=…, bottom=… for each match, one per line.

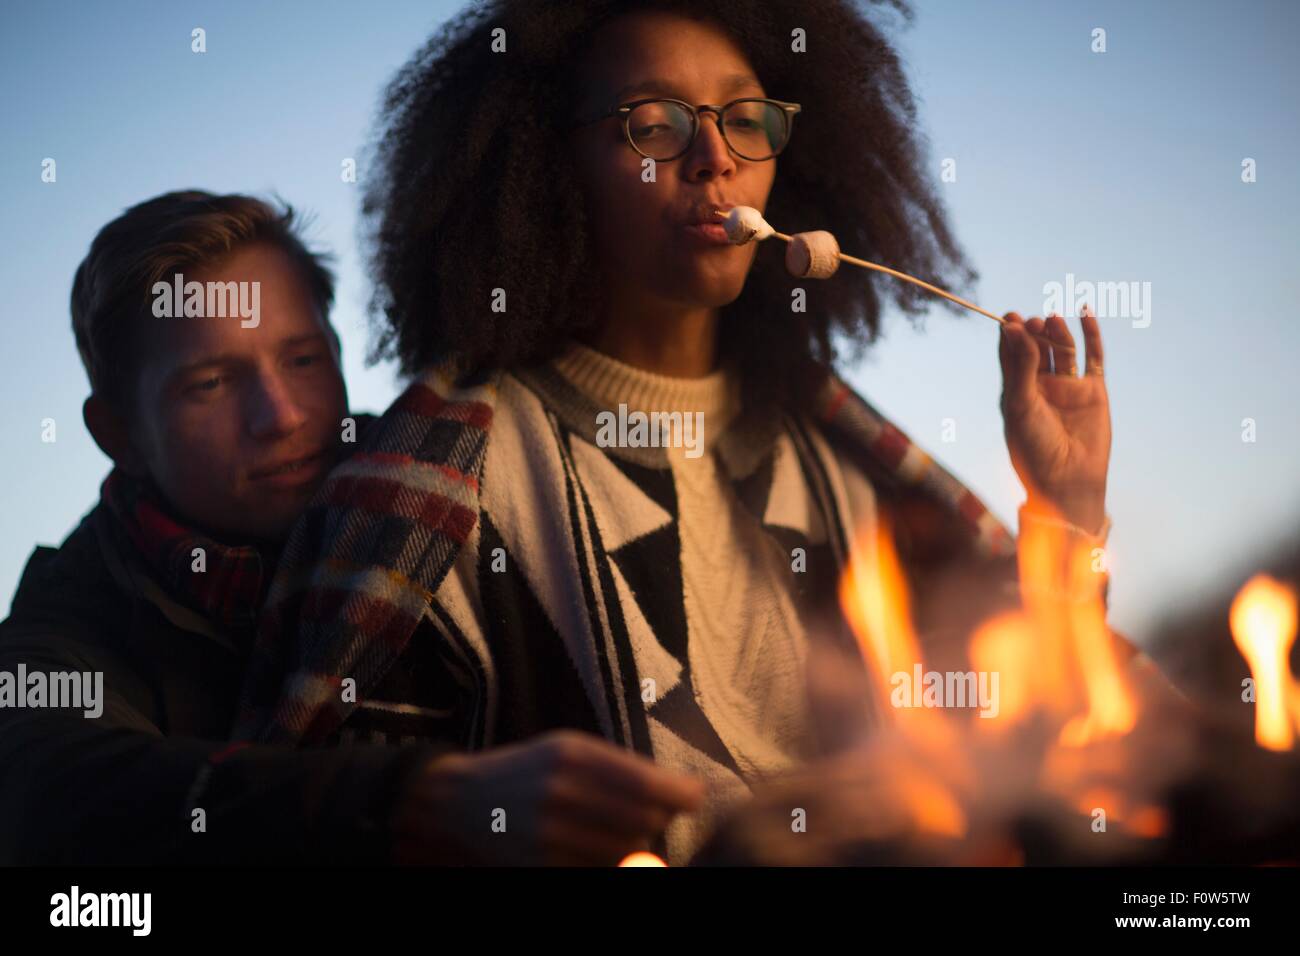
left=246, top=372, right=307, bottom=439
left=682, top=111, right=737, bottom=181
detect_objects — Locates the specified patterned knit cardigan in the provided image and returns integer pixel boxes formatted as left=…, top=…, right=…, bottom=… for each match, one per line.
left=232, top=362, right=1017, bottom=749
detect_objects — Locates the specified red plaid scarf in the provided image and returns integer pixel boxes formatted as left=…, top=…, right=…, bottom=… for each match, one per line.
left=101, top=469, right=270, bottom=633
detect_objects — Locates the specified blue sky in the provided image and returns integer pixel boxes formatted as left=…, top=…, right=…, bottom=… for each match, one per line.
left=2, top=0, right=1297, bottom=643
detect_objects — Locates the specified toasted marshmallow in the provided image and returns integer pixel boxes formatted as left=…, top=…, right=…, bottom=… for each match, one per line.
left=723, top=205, right=775, bottom=245
left=785, top=231, right=840, bottom=279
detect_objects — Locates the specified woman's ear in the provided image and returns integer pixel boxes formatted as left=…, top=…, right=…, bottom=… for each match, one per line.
left=83, top=395, right=147, bottom=476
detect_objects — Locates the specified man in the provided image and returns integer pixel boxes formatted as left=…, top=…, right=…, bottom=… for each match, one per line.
left=0, top=191, right=699, bottom=865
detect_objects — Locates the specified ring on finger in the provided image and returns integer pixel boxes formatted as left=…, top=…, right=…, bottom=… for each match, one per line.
left=1053, top=344, right=1079, bottom=376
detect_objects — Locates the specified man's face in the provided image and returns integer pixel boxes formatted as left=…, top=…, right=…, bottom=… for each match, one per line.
left=569, top=11, right=778, bottom=312
left=125, top=241, right=347, bottom=543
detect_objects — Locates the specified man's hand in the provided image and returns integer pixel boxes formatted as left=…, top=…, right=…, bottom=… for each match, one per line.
left=997, top=309, right=1111, bottom=534
left=391, top=730, right=706, bottom=865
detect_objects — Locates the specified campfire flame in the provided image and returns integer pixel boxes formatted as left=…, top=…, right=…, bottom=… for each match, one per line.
left=838, top=514, right=923, bottom=706
left=834, top=503, right=1152, bottom=858
left=1229, top=574, right=1300, bottom=751
left=1057, top=537, right=1138, bottom=746
left=968, top=611, right=1037, bottom=730
left=837, top=515, right=968, bottom=836
left=808, top=499, right=1300, bottom=865
left=839, top=505, right=1138, bottom=744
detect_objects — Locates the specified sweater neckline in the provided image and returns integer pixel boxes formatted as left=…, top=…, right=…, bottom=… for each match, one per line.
left=509, top=340, right=781, bottom=477
left=547, top=340, right=743, bottom=454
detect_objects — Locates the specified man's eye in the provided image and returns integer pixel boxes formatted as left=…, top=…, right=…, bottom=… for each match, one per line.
left=186, top=376, right=224, bottom=395
left=290, top=352, right=323, bottom=368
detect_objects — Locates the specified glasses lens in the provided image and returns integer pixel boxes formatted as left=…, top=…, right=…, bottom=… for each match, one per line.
left=626, top=101, right=694, bottom=160
left=722, top=100, right=789, bottom=159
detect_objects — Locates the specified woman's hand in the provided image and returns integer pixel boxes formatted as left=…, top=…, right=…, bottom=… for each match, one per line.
left=997, top=309, right=1110, bottom=534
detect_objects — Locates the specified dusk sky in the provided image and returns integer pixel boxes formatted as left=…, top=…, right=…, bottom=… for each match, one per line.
left=2, top=0, right=1297, bottom=644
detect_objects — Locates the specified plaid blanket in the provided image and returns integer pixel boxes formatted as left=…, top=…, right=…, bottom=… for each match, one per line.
left=232, top=362, right=1014, bottom=745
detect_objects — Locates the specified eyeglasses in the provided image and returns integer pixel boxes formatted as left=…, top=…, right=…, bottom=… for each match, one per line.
left=573, top=97, right=801, bottom=162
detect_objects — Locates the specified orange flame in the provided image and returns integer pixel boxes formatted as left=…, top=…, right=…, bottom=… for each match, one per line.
left=894, top=765, right=969, bottom=838
left=837, top=515, right=968, bottom=831
left=837, top=516, right=962, bottom=752
left=1230, top=574, right=1299, bottom=751
left=618, top=851, right=667, bottom=867
left=1023, top=507, right=1136, bottom=744
left=835, top=502, right=1155, bottom=858
left=1057, top=538, right=1137, bottom=745
left=1014, top=512, right=1078, bottom=720
left=968, top=611, right=1037, bottom=730
left=838, top=515, right=923, bottom=704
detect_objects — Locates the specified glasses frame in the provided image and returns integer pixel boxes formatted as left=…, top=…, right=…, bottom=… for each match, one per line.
left=575, top=97, right=802, bottom=162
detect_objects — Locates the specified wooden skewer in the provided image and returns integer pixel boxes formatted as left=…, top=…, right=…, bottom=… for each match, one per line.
left=771, top=230, right=1003, bottom=324
left=725, top=207, right=1081, bottom=359
left=768, top=229, right=1073, bottom=356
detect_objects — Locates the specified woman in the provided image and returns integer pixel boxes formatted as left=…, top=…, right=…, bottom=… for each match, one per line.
left=236, top=0, right=1113, bottom=865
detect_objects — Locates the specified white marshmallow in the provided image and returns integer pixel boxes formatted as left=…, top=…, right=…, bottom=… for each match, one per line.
left=785, top=231, right=840, bottom=279
left=723, top=205, right=775, bottom=245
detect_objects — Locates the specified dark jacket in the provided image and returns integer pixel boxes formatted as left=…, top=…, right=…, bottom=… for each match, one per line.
left=0, top=503, right=445, bottom=865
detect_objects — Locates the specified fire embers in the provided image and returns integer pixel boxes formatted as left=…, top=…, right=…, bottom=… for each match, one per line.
left=695, top=509, right=1300, bottom=866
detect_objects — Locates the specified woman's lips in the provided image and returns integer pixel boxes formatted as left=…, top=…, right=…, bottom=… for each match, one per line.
left=681, top=221, right=732, bottom=245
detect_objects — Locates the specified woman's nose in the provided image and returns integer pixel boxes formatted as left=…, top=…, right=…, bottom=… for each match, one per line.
left=682, top=111, right=737, bottom=181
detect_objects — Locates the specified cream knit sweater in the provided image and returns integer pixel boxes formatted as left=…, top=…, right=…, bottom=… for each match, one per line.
left=550, top=341, right=818, bottom=862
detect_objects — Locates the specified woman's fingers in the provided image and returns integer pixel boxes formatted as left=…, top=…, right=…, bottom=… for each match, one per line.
left=1081, top=305, right=1105, bottom=376
left=1044, top=313, right=1078, bottom=376
left=1024, top=317, right=1050, bottom=374
left=999, top=312, right=1039, bottom=412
